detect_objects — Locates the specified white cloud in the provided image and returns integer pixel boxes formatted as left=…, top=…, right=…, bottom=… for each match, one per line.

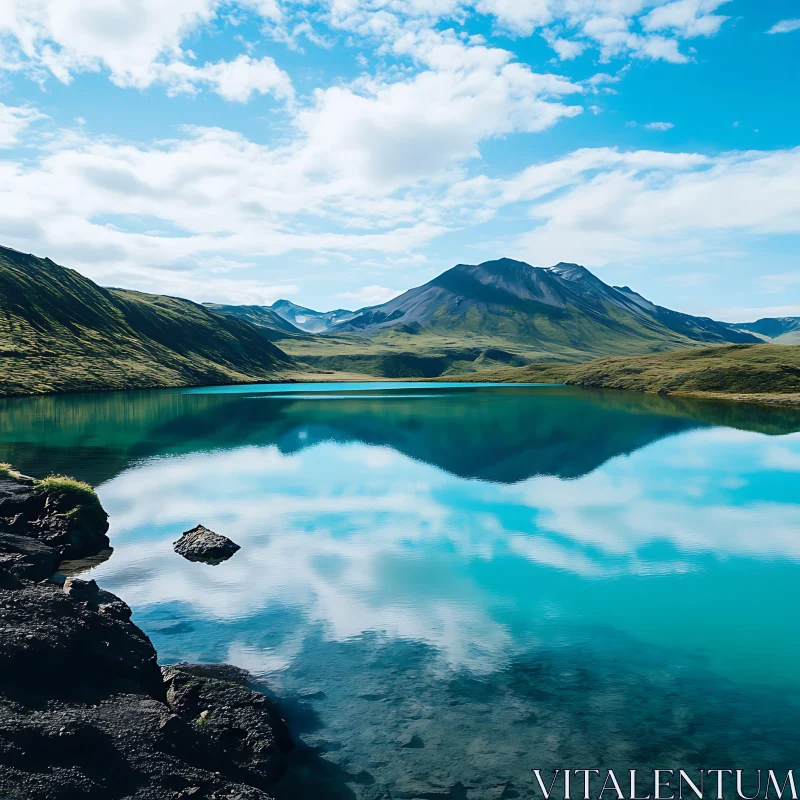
left=337, top=285, right=402, bottom=306
left=0, top=0, right=220, bottom=86
left=504, top=146, right=800, bottom=267
left=0, top=0, right=736, bottom=106
left=0, top=0, right=293, bottom=101
left=158, top=54, right=293, bottom=102
left=294, top=31, right=583, bottom=191
left=318, top=0, right=730, bottom=64
left=472, top=0, right=722, bottom=63
left=766, top=19, right=800, bottom=35
left=641, top=0, right=730, bottom=38
left=0, top=103, right=45, bottom=147
left=644, top=121, right=675, bottom=130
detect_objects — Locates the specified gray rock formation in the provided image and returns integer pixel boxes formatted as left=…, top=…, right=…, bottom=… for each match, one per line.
left=174, top=525, right=241, bottom=564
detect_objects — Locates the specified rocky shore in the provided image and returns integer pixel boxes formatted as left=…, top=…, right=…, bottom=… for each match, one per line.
left=0, top=468, right=293, bottom=800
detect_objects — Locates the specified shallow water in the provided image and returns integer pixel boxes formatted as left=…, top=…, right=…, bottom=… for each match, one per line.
left=2, top=383, right=800, bottom=799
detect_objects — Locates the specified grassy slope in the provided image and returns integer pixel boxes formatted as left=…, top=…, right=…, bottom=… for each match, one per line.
left=0, top=247, right=294, bottom=396
left=465, top=344, right=800, bottom=406
left=276, top=321, right=687, bottom=380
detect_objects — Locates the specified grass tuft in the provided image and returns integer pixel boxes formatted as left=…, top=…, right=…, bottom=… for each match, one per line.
left=35, top=474, right=98, bottom=501
left=0, top=462, right=22, bottom=479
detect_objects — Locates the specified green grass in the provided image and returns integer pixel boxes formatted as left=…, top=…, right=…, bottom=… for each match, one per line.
left=0, top=246, right=294, bottom=397
left=34, top=472, right=107, bottom=527
left=465, top=344, right=800, bottom=406
left=35, top=474, right=97, bottom=501
left=0, top=462, right=24, bottom=479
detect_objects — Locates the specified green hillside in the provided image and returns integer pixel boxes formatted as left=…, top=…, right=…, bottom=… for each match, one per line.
left=468, top=344, right=800, bottom=407
left=0, top=246, right=294, bottom=396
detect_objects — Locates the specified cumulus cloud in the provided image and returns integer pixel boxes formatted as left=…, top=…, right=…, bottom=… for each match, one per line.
left=294, top=30, right=583, bottom=190
left=498, top=146, right=800, bottom=267
left=470, top=0, right=730, bottom=62
left=0, top=0, right=220, bottom=86
left=766, top=19, right=800, bottom=34
left=644, top=121, right=675, bottom=130
left=641, top=0, right=730, bottom=38
left=0, top=103, right=46, bottom=147
left=0, top=0, right=735, bottom=100
left=159, top=54, right=294, bottom=102
left=0, top=0, right=292, bottom=101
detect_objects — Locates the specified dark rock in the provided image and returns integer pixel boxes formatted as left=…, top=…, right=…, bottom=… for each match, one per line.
left=0, top=531, right=59, bottom=582
left=0, top=473, right=109, bottom=560
left=62, top=576, right=100, bottom=603
left=0, top=467, right=290, bottom=800
left=0, top=579, right=164, bottom=704
left=162, top=665, right=293, bottom=787
left=173, top=525, right=240, bottom=564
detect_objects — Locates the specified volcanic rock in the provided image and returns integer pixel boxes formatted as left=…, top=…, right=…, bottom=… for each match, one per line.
left=174, top=525, right=241, bottom=564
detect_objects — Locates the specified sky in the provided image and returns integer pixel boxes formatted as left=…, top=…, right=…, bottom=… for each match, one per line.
left=0, top=0, right=798, bottom=321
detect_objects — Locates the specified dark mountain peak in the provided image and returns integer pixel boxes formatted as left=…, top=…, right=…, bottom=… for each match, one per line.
left=476, top=257, right=532, bottom=271
left=546, top=262, right=603, bottom=285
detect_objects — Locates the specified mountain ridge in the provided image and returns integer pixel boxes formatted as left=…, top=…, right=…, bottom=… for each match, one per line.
left=323, top=257, right=758, bottom=350
left=0, top=245, right=294, bottom=396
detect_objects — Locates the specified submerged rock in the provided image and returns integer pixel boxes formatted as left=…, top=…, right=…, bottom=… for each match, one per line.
left=174, top=525, right=241, bottom=564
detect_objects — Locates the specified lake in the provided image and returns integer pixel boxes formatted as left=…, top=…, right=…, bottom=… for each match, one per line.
left=2, top=382, right=800, bottom=799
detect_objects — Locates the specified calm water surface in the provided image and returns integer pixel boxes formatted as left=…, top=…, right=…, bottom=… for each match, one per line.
left=2, top=383, right=800, bottom=799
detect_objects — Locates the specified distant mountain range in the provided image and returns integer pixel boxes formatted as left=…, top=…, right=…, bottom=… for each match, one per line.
left=1, top=246, right=796, bottom=395
left=202, top=303, right=302, bottom=339
left=729, top=317, right=800, bottom=343
left=0, top=246, right=292, bottom=396
left=269, top=300, right=358, bottom=334
left=198, top=259, right=800, bottom=354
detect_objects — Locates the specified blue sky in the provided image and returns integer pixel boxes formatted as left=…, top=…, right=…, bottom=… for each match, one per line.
left=0, top=0, right=798, bottom=320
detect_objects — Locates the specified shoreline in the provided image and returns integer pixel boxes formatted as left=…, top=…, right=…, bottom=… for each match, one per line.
left=1, top=375, right=798, bottom=410
left=0, top=468, right=294, bottom=800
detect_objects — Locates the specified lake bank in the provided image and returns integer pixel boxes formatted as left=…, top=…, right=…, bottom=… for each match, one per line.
left=4, top=344, right=798, bottom=412
left=460, top=343, right=800, bottom=408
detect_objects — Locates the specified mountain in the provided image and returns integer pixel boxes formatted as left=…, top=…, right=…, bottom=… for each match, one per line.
left=328, top=258, right=758, bottom=351
left=729, top=317, right=800, bottom=343
left=203, top=303, right=304, bottom=339
left=0, top=246, right=293, bottom=396
left=270, top=299, right=357, bottom=333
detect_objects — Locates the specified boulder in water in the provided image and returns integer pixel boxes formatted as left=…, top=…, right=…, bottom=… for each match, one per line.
left=173, top=525, right=240, bottom=564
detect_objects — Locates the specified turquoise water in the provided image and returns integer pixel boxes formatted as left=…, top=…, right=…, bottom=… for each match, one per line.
left=1, top=383, right=800, bottom=798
